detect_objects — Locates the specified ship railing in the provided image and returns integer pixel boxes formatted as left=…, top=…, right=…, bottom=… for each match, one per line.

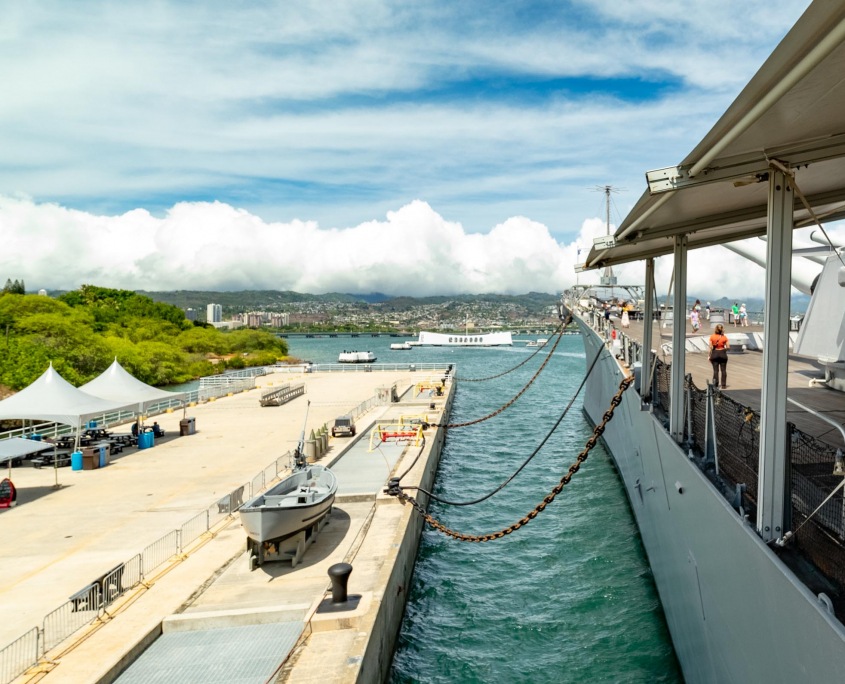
left=0, top=384, right=399, bottom=681
left=649, top=359, right=845, bottom=605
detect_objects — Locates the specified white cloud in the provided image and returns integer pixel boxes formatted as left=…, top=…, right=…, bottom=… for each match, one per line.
left=0, top=1, right=812, bottom=238
left=0, top=195, right=573, bottom=295
left=5, top=194, right=839, bottom=299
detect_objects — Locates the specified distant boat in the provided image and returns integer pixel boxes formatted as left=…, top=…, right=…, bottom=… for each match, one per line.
left=525, top=338, right=548, bottom=348
left=414, top=331, right=513, bottom=347
left=390, top=342, right=412, bottom=351
left=338, top=350, right=377, bottom=363
left=239, top=464, right=337, bottom=544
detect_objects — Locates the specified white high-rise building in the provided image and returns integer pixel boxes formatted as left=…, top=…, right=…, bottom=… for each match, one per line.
left=206, top=303, right=222, bottom=323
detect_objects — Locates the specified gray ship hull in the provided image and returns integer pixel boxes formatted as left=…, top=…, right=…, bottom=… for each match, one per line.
left=576, top=317, right=845, bottom=682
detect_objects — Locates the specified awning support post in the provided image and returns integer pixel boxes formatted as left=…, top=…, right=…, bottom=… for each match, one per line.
left=670, top=235, right=688, bottom=443
left=757, top=166, right=794, bottom=542
left=641, top=258, right=655, bottom=402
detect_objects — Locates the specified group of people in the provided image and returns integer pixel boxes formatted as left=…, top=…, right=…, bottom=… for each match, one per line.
left=731, top=302, right=749, bottom=327
left=131, top=420, right=165, bottom=438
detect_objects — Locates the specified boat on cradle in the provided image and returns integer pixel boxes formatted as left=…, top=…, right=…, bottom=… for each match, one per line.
left=414, top=330, right=513, bottom=347
left=239, top=464, right=337, bottom=545
left=569, top=6, right=845, bottom=681
left=390, top=342, right=412, bottom=351
left=338, top=350, right=377, bottom=363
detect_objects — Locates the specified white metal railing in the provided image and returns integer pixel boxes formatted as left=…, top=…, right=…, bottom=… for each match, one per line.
left=0, top=381, right=429, bottom=682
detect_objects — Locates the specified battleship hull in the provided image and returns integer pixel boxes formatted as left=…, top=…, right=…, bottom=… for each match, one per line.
left=576, top=317, right=845, bottom=683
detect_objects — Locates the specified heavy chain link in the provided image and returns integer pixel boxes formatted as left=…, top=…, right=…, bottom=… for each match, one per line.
left=388, top=373, right=634, bottom=542
left=435, top=317, right=572, bottom=429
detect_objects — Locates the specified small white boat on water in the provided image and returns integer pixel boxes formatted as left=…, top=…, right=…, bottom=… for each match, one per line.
left=525, top=338, right=548, bottom=348
left=338, top=350, right=377, bottom=363
left=390, top=342, right=412, bottom=350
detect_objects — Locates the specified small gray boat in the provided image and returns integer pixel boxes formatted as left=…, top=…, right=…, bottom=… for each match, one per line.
left=239, top=464, right=337, bottom=544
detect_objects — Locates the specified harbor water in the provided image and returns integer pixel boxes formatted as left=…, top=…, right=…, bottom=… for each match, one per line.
left=288, top=335, right=683, bottom=682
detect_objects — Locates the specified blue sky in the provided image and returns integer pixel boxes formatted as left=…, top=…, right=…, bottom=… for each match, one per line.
left=1, top=0, right=829, bottom=297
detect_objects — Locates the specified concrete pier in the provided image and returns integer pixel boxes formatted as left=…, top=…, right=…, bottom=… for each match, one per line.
left=1, top=367, right=453, bottom=683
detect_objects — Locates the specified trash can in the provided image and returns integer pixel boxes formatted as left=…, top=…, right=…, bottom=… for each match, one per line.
left=87, top=420, right=98, bottom=429
left=179, top=417, right=196, bottom=436
left=71, top=451, right=83, bottom=471
left=99, top=446, right=106, bottom=468
left=138, top=432, right=154, bottom=450
left=82, top=449, right=99, bottom=470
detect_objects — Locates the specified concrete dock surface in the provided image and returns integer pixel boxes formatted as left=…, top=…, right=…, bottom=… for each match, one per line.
left=1, top=368, right=452, bottom=683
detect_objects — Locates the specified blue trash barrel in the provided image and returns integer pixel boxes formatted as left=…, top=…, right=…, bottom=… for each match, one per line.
left=138, top=432, right=154, bottom=449
left=87, top=420, right=98, bottom=429
left=71, top=451, right=83, bottom=471
left=99, top=447, right=106, bottom=468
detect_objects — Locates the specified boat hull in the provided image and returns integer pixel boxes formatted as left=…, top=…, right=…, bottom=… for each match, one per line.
left=239, top=465, right=337, bottom=543
left=576, top=316, right=845, bottom=683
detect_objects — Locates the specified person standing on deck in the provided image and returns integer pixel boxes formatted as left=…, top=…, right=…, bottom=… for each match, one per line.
left=690, top=307, right=700, bottom=333
left=740, top=303, right=749, bottom=327
left=709, top=324, right=730, bottom=389
left=731, top=302, right=740, bottom=326
left=705, top=301, right=711, bottom=320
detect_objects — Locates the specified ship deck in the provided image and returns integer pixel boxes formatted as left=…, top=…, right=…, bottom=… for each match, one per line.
left=616, top=316, right=845, bottom=448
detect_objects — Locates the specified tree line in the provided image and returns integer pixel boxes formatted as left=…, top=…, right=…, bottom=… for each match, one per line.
left=0, top=285, right=289, bottom=391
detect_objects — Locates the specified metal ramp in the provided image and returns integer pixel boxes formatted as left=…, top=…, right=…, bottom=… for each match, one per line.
left=114, top=621, right=303, bottom=684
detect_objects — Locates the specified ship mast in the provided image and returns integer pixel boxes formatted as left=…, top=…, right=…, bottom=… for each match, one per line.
left=600, top=185, right=617, bottom=287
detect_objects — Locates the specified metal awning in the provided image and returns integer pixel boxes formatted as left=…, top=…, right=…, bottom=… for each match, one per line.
left=584, top=1, right=845, bottom=271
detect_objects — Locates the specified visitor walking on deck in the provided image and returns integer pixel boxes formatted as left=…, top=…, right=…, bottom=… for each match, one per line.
left=709, top=324, right=730, bottom=389
left=740, top=303, right=748, bottom=327
left=731, top=303, right=740, bottom=326
left=690, top=307, right=700, bottom=333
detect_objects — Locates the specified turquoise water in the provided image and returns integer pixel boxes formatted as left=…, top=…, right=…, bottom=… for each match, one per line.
left=287, top=335, right=682, bottom=683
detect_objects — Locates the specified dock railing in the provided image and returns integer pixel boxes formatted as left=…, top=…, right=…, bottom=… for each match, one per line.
left=0, top=381, right=402, bottom=684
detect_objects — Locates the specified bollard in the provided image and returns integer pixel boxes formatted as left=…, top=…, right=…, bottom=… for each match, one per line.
left=328, top=562, right=353, bottom=603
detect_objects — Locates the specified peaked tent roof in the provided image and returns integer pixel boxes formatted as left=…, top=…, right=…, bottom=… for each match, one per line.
left=0, top=365, right=137, bottom=427
left=79, top=359, right=186, bottom=409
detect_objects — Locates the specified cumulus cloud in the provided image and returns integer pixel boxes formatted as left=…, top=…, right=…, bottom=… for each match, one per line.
left=0, top=196, right=576, bottom=295
left=4, top=194, right=839, bottom=300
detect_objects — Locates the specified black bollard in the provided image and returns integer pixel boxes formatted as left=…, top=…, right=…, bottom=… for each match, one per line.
left=328, top=562, right=353, bottom=603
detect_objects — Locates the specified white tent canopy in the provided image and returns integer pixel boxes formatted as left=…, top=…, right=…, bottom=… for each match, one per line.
left=0, top=437, right=54, bottom=464
left=0, top=364, right=136, bottom=427
left=79, top=359, right=186, bottom=411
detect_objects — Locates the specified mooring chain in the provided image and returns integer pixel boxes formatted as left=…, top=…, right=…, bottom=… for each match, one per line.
left=434, top=321, right=569, bottom=429
left=387, top=374, right=634, bottom=542
left=453, top=318, right=570, bottom=382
